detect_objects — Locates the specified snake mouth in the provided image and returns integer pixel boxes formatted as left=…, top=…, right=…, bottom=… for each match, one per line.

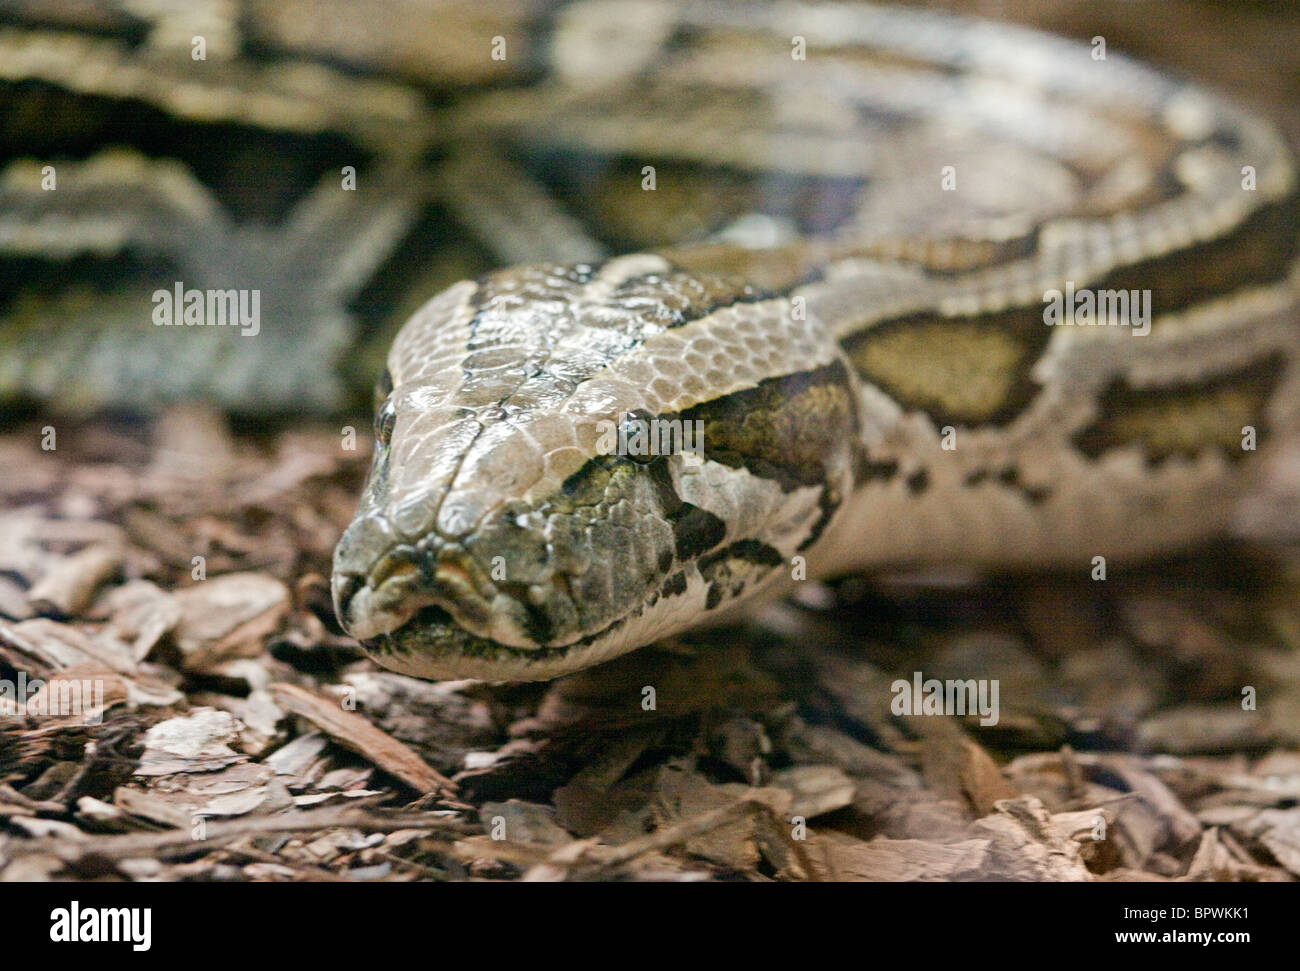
left=360, top=604, right=456, bottom=650
left=365, top=604, right=457, bottom=646
left=360, top=603, right=631, bottom=682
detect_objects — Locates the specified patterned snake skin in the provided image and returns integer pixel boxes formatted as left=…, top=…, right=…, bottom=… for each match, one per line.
left=3, top=3, right=1296, bottom=681
left=331, top=2, right=1300, bottom=681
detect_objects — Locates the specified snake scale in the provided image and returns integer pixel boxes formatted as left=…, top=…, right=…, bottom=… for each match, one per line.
left=4, top=2, right=1299, bottom=681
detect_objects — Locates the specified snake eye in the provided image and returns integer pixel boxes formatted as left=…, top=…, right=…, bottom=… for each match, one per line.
left=374, top=397, right=396, bottom=446
left=621, top=408, right=660, bottom=465
left=374, top=367, right=393, bottom=414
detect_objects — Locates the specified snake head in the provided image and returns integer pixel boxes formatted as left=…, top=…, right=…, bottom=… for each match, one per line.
left=332, top=256, right=860, bottom=681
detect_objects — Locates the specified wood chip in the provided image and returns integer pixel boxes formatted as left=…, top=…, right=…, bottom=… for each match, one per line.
left=135, top=708, right=248, bottom=776
left=272, top=682, right=456, bottom=796
left=769, top=766, right=855, bottom=820
left=26, top=543, right=122, bottom=618
left=171, top=573, right=290, bottom=670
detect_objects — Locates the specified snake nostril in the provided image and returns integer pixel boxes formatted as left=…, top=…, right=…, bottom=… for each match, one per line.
left=333, top=574, right=362, bottom=620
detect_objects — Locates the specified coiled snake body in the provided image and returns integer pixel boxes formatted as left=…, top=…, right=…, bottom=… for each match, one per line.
left=325, top=3, right=1300, bottom=680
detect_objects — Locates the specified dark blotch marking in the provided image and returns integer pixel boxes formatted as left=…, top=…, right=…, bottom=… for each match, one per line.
left=856, top=455, right=900, bottom=485
left=963, top=465, right=1051, bottom=504
left=843, top=304, right=1049, bottom=428
left=518, top=602, right=555, bottom=647
left=905, top=468, right=929, bottom=494
left=1084, top=191, right=1299, bottom=315
left=698, top=540, right=784, bottom=612
left=1072, top=352, right=1287, bottom=464
left=1207, top=128, right=1243, bottom=153
left=671, top=504, right=728, bottom=561
left=678, top=360, right=859, bottom=491
left=698, top=539, right=785, bottom=573
left=675, top=360, right=860, bottom=551
left=0, top=79, right=369, bottom=224
left=996, top=465, right=1051, bottom=505
left=661, top=571, right=689, bottom=598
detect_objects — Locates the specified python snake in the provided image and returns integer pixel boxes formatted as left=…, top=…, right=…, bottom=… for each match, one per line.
left=325, top=2, right=1300, bottom=681
left=4, top=3, right=1296, bottom=682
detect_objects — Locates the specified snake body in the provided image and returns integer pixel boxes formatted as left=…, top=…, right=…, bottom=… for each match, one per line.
left=329, top=2, right=1300, bottom=681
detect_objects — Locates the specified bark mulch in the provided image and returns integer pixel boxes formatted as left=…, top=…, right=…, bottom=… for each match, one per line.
left=1, top=408, right=1299, bottom=882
